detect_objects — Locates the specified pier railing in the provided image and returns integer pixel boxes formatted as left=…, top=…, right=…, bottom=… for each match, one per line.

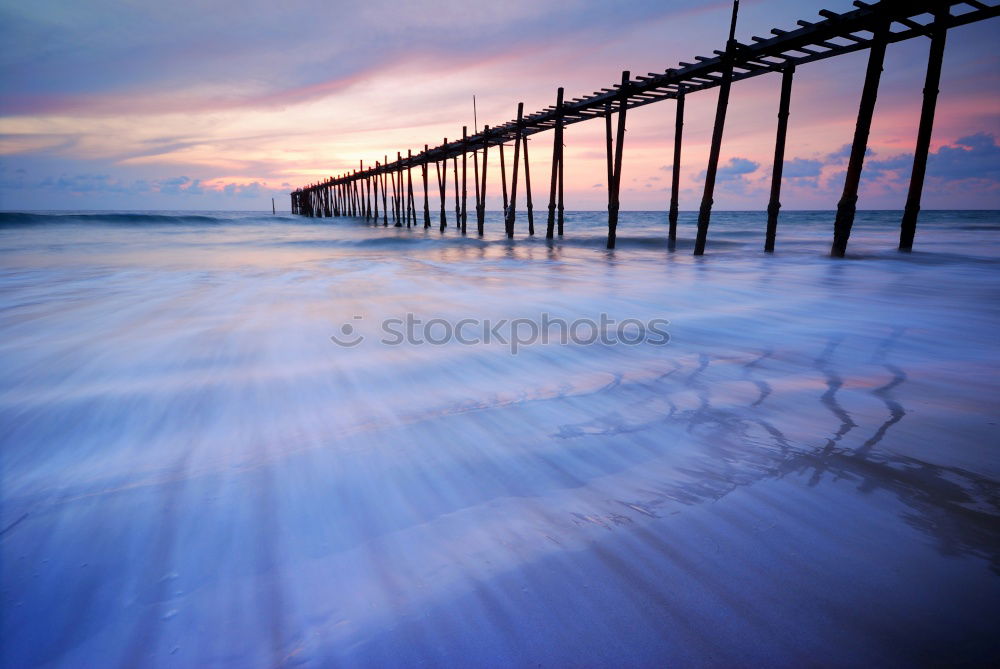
left=290, top=0, right=999, bottom=256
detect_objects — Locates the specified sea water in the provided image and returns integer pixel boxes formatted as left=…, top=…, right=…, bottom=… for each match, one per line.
left=1, top=210, right=998, bottom=666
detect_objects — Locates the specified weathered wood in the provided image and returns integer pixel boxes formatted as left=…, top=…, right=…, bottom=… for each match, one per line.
left=832, top=20, right=888, bottom=257
left=900, top=10, right=947, bottom=252
left=669, top=91, right=685, bottom=249
left=765, top=64, right=795, bottom=252
left=507, top=102, right=524, bottom=238
left=547, top=87, right=564, bottom=239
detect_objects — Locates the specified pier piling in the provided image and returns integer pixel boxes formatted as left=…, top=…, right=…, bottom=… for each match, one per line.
left=832, top=20, right=889, bottom=258
left=900, top=10, right=947, bottom=252
left=765, top=64, right=795, bottom=252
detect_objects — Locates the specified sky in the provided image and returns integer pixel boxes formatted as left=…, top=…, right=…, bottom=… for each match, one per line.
left=1, top=0, right=998, bottom=212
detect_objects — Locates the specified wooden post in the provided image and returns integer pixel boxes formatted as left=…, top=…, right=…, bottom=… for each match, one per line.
left=499, top=139, right=509, bottom=220
left=900, top=12, right=947, bottom=252
left=558, top=130, right=565, bottom=236
left=832, top=21, right=888, bottom=258
left=523, top=133, right=534, bottom=235
left=605, top=102, right=614, bottom=198
left=351, top=170, right=361, bottom=216
left=366, top=168, right=373, bottom=220
left=547, top=87, right=564, bottom=239
left=360, top=161, right=368, bottom=220
left=473, top=133, right=482, bottom=235
left=407, top=150, right=415, bottom=228
left=606, top=71, right=630, bottom=249
left=422, top=145, right=431, bottom=228
left=272, top=197, right=276, bottom=215
left=461, top=126, right=468, bottom=234
left=392, top=166, right=403, bottom=228
left=669, top=90, right=685, bottom=249
left=507, top=102, right=524, bottom=238
left=381, top=160, right=389, bottom=226
left=765, top=64, right=795, bottom=252
left=373, top=163, right=380, bottom=221
left=437, top=139, right=448, bottom=230
left=453, top=156, right=460, bottom=227
left=694, top=2, right=741, bottom=256
left=479, top=126, right=489, bottom=236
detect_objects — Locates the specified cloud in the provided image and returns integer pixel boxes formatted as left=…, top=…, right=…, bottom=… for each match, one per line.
left=700, top=157, right=759, bottom=182
left=16, top=172, right=285, bottom=198
left=825, top=144, right=874, bottom=163
left=783, top=158, right=823, bottom=179
left=928, top=133, right=1000, bottom=181
left=864, top=133, right=1000, bottom=183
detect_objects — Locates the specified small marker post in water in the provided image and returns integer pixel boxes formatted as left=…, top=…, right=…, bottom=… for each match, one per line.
left=272, top=198, right=275, bottom=215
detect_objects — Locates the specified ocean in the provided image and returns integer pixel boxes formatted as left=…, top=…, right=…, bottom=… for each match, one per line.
left=2, top=209, right=999, bottom=666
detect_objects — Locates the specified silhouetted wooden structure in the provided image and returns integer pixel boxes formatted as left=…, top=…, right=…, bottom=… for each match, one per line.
left=290, top=0, right=998, bottom=256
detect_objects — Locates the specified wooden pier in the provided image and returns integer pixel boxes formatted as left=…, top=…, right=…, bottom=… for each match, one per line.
left=291, top=0, right=999, bottom=256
